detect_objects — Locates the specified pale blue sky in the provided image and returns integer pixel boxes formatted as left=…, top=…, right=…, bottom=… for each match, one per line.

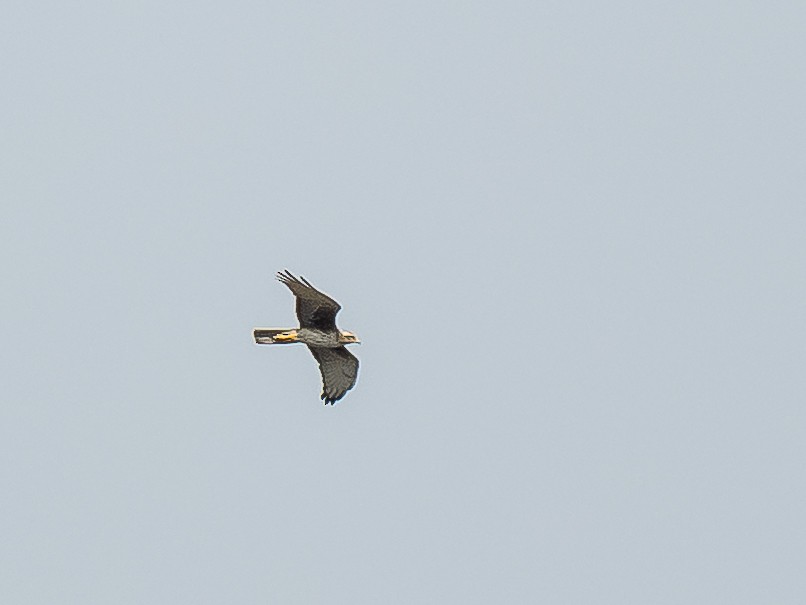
left=2, top=2, right=805, bottom=603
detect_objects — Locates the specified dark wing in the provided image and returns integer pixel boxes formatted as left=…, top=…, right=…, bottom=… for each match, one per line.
left=307, top=346, right=359, bottom=405
left=276, top=270, right=341, bottom=331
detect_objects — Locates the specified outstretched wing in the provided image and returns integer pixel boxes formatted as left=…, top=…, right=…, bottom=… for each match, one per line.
left=277, top=270, right=341, bottom=330
left=307, top=346, right=359, bottom=405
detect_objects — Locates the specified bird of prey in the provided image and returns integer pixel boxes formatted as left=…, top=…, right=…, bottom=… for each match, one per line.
left=253, top=270, right=360, bottom=405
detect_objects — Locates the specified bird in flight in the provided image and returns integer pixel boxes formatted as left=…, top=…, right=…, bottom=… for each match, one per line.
left=253, top=270, right=360, bottom=405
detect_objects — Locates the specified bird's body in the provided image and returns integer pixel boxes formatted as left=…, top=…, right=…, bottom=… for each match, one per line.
left=253, top=271, right=360, bottom=404
left=254, top=328, right=352, bottom=348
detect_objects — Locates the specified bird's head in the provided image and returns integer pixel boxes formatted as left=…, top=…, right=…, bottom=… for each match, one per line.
left=339, top=330, right=361, bottom=344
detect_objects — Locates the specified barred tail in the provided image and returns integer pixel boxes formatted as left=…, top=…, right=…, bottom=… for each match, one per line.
left=253, top=328, right=299, bottom=344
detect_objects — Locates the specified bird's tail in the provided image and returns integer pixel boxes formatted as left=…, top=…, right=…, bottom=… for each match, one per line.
left=253, top=328, right=300, bottom=344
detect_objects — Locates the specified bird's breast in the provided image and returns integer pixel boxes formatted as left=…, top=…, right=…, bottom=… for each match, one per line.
left=297, top=328, right=340, bottom=347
